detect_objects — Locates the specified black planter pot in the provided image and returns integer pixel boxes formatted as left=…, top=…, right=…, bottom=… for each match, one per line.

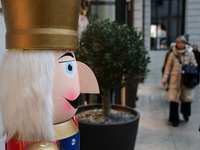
left=76, top=104, right=140, bottom=150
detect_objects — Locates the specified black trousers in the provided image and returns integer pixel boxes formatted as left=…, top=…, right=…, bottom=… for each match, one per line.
left=180, top=102, right=191, bottom=117
left=169, top=101, right=191, bottom=123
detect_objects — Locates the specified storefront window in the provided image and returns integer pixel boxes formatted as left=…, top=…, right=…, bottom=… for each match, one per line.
left=151, top=0, right=185, bottom=50
left=88, top=0, right=131, bottom=24
left=89, top=0, right=115, bottom=21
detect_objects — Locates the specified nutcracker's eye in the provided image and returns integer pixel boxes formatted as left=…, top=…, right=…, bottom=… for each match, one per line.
left=65, top=61, right=74, bottom=74
left=60, top=61, right=76, bottom=78
left=58, top=52, right=76, bottom=78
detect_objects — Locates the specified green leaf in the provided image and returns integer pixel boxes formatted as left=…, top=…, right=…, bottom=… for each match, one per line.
left=76, top=18, right=151, bottom=90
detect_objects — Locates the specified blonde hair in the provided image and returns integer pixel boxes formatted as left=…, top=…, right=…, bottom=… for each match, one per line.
left=0, top=50, right=55, bottom=142
left=175, top=36, right=187, bottom=43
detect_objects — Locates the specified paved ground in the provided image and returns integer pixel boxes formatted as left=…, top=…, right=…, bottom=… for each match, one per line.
left=134, top=51, right=200, bottom=150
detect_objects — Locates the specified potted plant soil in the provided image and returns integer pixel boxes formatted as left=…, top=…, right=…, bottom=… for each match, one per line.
left=75, top=18, right=150, bottom=150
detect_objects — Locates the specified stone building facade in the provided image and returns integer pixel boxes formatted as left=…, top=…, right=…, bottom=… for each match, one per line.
left=133, top=0, right=200, bottom=50
left=185, top=0, right=200, bottom=47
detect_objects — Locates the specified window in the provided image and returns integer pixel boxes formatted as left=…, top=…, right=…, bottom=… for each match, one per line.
left=89, top=0, right=116, bottom=21
left=151, top=0, right=185, bottom=50
left=88, top=0, right=132, bottom=25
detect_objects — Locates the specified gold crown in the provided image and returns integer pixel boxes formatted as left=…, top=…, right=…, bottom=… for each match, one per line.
left=1, top=0, right=81, bottom=50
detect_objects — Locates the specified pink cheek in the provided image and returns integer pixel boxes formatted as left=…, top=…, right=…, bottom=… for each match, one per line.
left=65, top=90, right=79, bottom=100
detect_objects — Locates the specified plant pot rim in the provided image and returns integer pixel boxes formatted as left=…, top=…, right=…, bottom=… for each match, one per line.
left=76, top=104, right=140, bottom=126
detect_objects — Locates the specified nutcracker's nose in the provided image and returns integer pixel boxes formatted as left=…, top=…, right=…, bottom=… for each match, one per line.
left=77, top=61, right=99, bottom=94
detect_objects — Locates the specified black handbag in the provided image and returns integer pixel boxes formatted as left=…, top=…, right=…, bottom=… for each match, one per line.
left=182, top=64, right=199, bottom=88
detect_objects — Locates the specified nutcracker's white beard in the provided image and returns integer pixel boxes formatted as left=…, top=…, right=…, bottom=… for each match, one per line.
left=0, top=49, right=55, bottom=142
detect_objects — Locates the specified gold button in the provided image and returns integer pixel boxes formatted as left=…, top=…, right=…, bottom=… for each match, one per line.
left=26, top=142, right=58, bottom=150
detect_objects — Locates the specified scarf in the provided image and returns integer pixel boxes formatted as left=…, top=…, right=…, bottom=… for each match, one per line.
left=172, top=47, right=186, bottom=63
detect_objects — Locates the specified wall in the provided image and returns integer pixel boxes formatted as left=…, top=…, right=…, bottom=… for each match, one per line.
left=185, top=0, right=200, bottom=47
left=133, top=0, right=143, bottom=31
left=0, top=6, right=6, bottom=61
left=143, top=0, right=151, bottom=51
left=133, top=0, right=151, bottom=51
left=0, top=3, right=6, bottom=150
left=0, top=14, right=6, bottom=60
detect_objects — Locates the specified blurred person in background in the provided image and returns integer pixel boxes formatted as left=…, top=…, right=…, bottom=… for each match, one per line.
left=183, top=34, right=193, bottom=52
left=78, top=0, right=89, bottom=39
left=192, top=44, right=200, bottom=83
left=192, top=44, right=200, bottom=70
left=162, top=36, right=197, bottom=127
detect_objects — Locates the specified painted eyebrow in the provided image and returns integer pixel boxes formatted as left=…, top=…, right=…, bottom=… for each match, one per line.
left=58, top=52, right=74, bottom=60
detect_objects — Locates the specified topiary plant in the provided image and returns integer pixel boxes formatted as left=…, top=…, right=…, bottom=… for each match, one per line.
left=76, top=18, right=150, bottom=118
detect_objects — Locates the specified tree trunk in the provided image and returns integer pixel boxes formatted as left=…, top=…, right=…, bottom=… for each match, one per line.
left=101, top=89, right=111, bottom=118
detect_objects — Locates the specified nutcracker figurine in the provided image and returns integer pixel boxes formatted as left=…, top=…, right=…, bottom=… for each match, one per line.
left=0, top=0, right=99, bottom=150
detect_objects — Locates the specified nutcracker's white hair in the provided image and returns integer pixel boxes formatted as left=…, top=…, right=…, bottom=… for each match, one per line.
left=0, top=49, right=55, bottom=142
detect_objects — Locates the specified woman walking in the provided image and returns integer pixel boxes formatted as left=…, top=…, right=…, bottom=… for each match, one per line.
left=162, top=36, right=197, bottom=127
